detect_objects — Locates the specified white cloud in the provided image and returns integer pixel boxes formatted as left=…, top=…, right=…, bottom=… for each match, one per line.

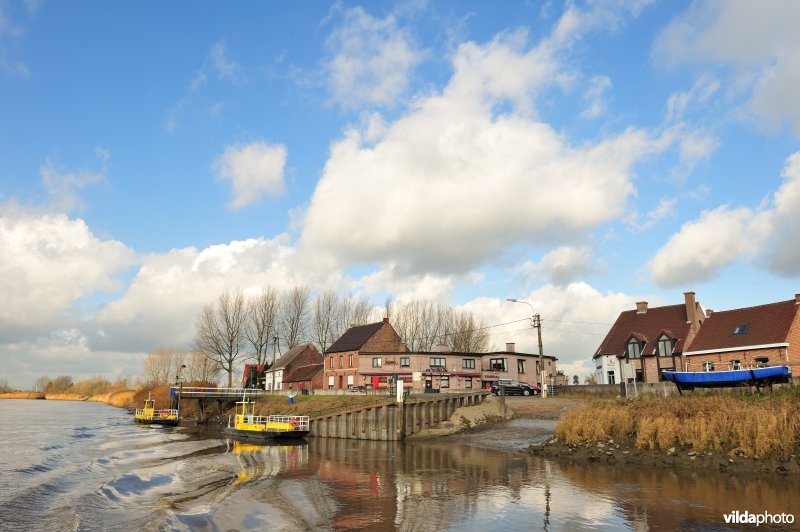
left=650, top=150, right=800, bottom=285
left=214, top=141, right=287, bottom=209
left=580, top=75, right=611, bottom=119
left=655, top=1, right=800, bottom=135
left=666, top=74, right=720, bottom=121
left=40, top=148, right=109, bottom=212
left=302, top=28, right=663, bottom=274
left=626, top=197, right=676, bottom=232
left=210, top=41, right=242, bottom=83
left=357, top=264, right=455, bottom=303
left=460, top=283, right=638, bottom=378
left=521, top=246, right=594, bottom=285
left=325, top=6, right=421, bottom=109
left=0, top=208, right=134, bottom=341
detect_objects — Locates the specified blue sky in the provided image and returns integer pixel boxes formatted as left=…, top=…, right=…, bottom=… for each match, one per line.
left=2, top=0, right=799, bottom=388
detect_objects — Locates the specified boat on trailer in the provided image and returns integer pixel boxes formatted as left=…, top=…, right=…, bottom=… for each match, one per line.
left=661, top=365, right=792, bottom=394
left=134, top=392, right=180, bottom=426
left=224, top=397, right=309, bottom=442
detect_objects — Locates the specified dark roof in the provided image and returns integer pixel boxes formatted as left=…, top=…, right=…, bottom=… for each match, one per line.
left=273, top=343, right=317, bottom=369
left=284, top=364, right=323, bottom=383
left=595, top=304, right=694, bottom=358
left=686, top=299, right=799, bottom=352
left=327, top=321, right=385, bottom=353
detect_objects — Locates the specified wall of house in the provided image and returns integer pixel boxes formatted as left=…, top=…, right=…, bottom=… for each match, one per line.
left=362, top=321, right=408, bottom=352
left=684, top=346, right=791, bottom=371
left=324, top=349, right=360, bottom=390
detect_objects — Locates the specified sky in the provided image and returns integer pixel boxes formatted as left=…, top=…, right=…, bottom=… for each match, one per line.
left=2, top=0, right=799, bottom=389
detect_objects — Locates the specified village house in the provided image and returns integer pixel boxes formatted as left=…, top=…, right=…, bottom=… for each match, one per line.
left=682, top=295, right=800, bottom=371
left=324, top=319, right=557, bottom=393
left=263, top=343, right=323, bottom=391
left=593, top=292, right=705, bottom=384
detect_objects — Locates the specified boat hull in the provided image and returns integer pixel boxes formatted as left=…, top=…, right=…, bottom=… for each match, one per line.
left=662, top=366, right=791, bottom=391
left=134, top=417, right=180, bottom=426
left=224, top=427, right=309, bottom=442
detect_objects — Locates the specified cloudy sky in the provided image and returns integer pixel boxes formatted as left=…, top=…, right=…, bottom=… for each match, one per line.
left=2, top=1, right=799, bottom=388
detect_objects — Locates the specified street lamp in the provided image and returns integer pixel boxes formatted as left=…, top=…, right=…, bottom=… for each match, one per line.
left=175, top=364, right=187, bottom=419
left=507, top=298, right=547, bottom=398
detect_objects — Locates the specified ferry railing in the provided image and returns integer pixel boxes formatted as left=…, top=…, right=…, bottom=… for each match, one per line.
left=236, top=414, right=310, bottom=431
left=135, top=408, right=179, bottom=418
left=170, top=387, right=267, bottom=399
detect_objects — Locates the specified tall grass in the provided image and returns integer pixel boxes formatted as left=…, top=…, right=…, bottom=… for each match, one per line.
left=556, top=391, right=800, bottom=458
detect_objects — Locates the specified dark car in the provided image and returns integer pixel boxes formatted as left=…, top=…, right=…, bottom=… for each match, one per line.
left=490, top=380, right=541, bottom=396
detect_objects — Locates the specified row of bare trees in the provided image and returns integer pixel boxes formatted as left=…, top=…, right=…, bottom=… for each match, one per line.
left=387, top=300, right=491, bottom=352
left=192, top=286, right=377, bottom=387
left=141, top=348, right=221, bottom=386
left=191, top=285, right=493, bottom=387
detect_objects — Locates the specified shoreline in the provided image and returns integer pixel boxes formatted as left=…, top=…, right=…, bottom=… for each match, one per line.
left=0, top=390, right=136, bottom=408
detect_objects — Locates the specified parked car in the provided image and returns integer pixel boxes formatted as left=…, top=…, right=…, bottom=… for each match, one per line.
left=490, top=380, right=541, bottom=396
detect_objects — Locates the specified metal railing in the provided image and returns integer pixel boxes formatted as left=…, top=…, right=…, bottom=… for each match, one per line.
left=135, top=408, right=179, bottom=419
left=170, top=387, right=267, bottom=399
left=232, top=414, right=310, bottom=431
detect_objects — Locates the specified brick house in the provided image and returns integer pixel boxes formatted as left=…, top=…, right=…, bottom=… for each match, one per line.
left=682, top=295, right=800, bottom=371
left=264, top=343, right=323, bottom=391
left=284, top=363, right=324, bottom=392
left=324, top=318, right=408, bottom=391
left=593, top=292, right=705, bottom=384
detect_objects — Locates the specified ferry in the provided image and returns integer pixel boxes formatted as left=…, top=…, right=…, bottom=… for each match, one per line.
left=224, top=398, right=309, bottom=442
left=134, top=392, right=180, bottom=426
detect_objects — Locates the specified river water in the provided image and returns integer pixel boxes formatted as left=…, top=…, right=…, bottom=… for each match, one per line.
left=1, top=400, right=798, bottom=531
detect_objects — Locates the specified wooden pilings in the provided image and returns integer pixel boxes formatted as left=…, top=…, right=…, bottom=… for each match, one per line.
left=309, top=391, right=488, bottom=441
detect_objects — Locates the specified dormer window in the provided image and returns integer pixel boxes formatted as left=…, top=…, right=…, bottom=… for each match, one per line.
left=656, top=335, right=674, bottom=358
left=733, top=324, right=749, bottom=335
left=626, top=338, right=642, bottom=359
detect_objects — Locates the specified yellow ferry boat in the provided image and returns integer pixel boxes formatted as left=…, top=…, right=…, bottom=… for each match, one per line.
left=224, top=398, right=309, bottom=442
left=134, top=393, right=179, bottom=426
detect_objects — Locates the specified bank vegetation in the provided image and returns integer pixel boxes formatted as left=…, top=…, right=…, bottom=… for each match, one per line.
left=556, top=389, right=800, bottom=459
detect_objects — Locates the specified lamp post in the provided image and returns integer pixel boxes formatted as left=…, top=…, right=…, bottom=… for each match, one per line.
left=271, top=336, right=279, bottom=394
left=507, top=298, right=547, bottom=398
left=175, top=364, right=186, bottom=418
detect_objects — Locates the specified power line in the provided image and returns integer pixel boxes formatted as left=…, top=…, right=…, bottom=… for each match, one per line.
left=541, top=318, right=614, bottom=326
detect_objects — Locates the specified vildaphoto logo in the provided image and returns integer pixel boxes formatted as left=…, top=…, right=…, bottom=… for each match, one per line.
left=723, top=511, right=795, bottom=526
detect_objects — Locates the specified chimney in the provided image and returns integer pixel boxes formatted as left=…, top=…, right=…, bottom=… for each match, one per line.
left=636, top=301, right=648, bottom=314
left=795, top=294, right=800, bottom=304
left=506, top=342, right=516, bottom=353
left=383, top=317, right=389, bottom=323
left=684, top=292, right=697, bottom=324
left=705, top=309, right=714, bottom=317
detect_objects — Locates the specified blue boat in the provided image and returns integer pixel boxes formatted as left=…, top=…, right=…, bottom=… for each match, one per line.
left=662, top=365, right=792, bottom=393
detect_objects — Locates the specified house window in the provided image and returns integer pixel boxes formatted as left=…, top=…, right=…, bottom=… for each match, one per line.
left=465, top=378, right=472, bottom=389
left=339, top=355, right=343, bottom=368
left=440, top=377, right=450, bottom=388
left=430, top=357, right=446, bottom=367
left=733, top=324, right=749, bottom=335
left=730, top=359, right=741, bottom=370
left=755, top=357, right=769, bottom=367
left=517, top=359, right=525, bottom=374
left=607, top=371, right=616, bottom=384
left=635, top=369, right=644, bottom=382
left=349, top=354, right=353, bottom=368
left=626, top=338, right=642, bottom=359
left=703, top=361, right=714, bottom=372
left=489, top=358, right=507, bottom=372
left=462, top=358, right=475, bottom=369
left=372, top=357, right=382, bottom=368
left=329, top=357, right=334, bottom=369
left=400, top=357, right=410, bottom=367
left=656, top=336, right=673, bottom=357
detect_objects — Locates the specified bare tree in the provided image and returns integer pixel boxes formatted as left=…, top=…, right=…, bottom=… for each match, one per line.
left=34, top=376, right=51, bottom=393
left=185, top=351, right=222, bottom=384
left=280, top=285, right=310, bottom=349
left=142, top=348, right=186, bottom=385
left=445, top=309, right=490, bottom=352
left=390, top=299, right=489, bottom=353
left=244, top=286, right=279, bottom=365
left=45, top=375, right=73, bottom=394
left=0, top=378, right=9, bottom=392
left=311, top=290, right=339, bottom=354
left=335, top=294, right=377, bottom=338
left=193, top=288, right=246, bottom=387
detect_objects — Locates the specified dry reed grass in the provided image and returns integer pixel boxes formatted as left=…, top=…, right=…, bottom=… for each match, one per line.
left=556, top=391, right=800, bottom=458
left=0, top=392, right=45, bottom=400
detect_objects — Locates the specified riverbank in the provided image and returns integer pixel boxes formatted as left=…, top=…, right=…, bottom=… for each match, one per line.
left=0, top=390, right=136, bottom=408
left=527, top=391, right=800, bottom=475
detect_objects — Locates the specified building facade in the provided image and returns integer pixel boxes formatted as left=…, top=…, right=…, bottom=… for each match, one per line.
left=264, top=343, right=323, bottom=391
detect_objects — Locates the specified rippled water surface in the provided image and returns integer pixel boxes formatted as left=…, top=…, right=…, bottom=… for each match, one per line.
left=1, top=400, right=798, bottom=531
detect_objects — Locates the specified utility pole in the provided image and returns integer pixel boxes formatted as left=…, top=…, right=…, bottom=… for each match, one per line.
left=507, top=298, right=547, bottom=398
left=272, top=335, right=279, bottom=394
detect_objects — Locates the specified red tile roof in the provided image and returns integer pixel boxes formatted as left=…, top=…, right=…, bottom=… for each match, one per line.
left=595, top=304, right=695, bottom=358
left=284, top=364, right=323, bottom=383
left=686, top=299, right=799, bottom=352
